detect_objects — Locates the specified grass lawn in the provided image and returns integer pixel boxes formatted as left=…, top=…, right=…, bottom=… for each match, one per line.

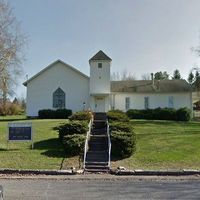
left=0, top=116, right=200, bottom=170
left=0, top=116, right=78, bottom=170
left=112, top=120, right=200, bottom=170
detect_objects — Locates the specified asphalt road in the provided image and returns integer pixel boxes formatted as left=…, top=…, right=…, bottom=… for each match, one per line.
left=0, top=176, right=200, bottom=200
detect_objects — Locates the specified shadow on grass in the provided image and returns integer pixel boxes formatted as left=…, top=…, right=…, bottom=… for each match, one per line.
left=34, top=138, right=62, bottom=149
left=111, top=154, right=130, bottom=162
left=41, top=149, right=65, bottom=158
left=0, top=118, right=28, bottom=122
left=130, top=120, right=180, bottom=125
left=34, top=138, right=65, bottom=158
left=0, top=148, right=19, bottom=151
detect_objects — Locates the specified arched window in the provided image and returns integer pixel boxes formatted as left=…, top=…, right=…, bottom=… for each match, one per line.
left=53, top=87, right=65, bottom=108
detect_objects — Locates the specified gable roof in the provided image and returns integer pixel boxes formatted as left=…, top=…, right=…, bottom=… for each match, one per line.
left=89, top=50, right=112, bottom=61
left=111, top=79, right=192, bottom=93
left=23, top=59, right=89, bottom=86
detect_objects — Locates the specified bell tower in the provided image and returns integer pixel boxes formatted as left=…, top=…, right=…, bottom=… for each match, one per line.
left=89, top=50, right=112, bottom=112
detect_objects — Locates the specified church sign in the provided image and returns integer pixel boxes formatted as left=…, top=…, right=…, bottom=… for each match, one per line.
left=7, top=122, right=34, bottom=149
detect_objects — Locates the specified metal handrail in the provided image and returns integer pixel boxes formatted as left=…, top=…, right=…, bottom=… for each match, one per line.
left=83, top=118, right=92, bottom=169
left=107, top=120, right=111, bottom=168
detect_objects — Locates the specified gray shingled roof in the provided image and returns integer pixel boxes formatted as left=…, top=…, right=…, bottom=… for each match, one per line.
left=89, top=50, right=112, bottom=61
left=111, top=79, right=191, bottom=93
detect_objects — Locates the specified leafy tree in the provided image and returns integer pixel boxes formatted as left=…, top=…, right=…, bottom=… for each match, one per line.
left=0, top=0, right=26, bottom=114
left=172, top=69, right=181, bottom=79
left=154, top=71, right=169, bottom=80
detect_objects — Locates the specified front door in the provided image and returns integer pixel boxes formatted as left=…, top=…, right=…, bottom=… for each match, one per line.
left=95, top=97, right=105, bottom=112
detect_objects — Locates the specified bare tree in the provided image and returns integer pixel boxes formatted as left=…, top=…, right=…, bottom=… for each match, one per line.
left=0, top=0, right=26, bottom=114
left=121, top=69, right=136, bottom=80
left=141, top=73, right=151, bottom=80
left=111, top=70, right=136, bottom=81
left=111, top=72, right=120, bottom=81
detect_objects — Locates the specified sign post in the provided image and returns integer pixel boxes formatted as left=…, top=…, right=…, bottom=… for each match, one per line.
left=8, top=122, right=33, bottom=149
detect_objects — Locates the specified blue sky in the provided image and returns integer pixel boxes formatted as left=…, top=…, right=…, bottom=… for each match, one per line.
left=7, top=0, right=200, bottom=98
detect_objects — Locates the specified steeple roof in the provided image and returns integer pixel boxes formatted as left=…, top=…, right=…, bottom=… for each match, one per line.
left=89, top=50, right=112, bottom=61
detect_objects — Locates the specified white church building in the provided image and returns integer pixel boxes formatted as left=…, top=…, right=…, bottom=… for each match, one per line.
left=23, top=50, right=192, bottom=117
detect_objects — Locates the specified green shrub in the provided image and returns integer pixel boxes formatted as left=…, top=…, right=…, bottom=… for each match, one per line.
left=62, top=134, right=86, bottom=156
left=176, top=107, right=191, bottom=121
left=110, top=122, right=132, bottom=132
left=153, top=108, right=177, bottom=120
left=107, top=110, right=129, bottom=122
left=111, top=131, right=136, bottom=158
left=127, top=107, right=190, bottom=121
left=69, top=111, right=92, bottom=122
left=57, top=120, right=88, bottom=140
left=38, top=109, right=72, bottom=119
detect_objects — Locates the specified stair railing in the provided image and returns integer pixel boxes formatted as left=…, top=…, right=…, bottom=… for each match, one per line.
left=83, top=117, right=93, bottom=169
left=106, top=120, right=111, bottom=169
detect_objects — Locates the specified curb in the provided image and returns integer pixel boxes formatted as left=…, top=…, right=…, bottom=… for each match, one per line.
left=0, top=169, right=74, bottom=175
left=111, top=169, right=200, bottom=176
left=0, top=169, right=200, bottom=176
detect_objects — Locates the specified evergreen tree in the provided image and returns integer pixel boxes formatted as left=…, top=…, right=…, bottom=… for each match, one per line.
left=172, top=69, right=181, bottom=79
left=188, top=72, right=194, bottom=84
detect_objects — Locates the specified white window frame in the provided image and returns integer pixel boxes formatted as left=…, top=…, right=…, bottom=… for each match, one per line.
left=144, top=97, right=149, bottom=109
left=125, top=97, right=130, bottom=110
left=98, top=63, right=102, bottom=68
left=53, top=87, right=66, bottom=109
left=168, top=96, right=174, bottom=108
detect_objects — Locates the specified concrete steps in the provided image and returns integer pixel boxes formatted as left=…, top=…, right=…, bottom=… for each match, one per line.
left=84, top=113, right=110, bottom=173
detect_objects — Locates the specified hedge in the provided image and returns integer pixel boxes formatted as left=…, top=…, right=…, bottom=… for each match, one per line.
left=111, top=130, right=136, bottom=158
left=107, top=110, right=129, bottom=122
left=55, top=120, right=89, bottom=156
left=69, top=111, right=92, bottom=122
left=57, top=120, right=88, bottom=140
left=109, top=121, right=136, bottom=158
left=62, top=134, right=86, bottom=156
left=110, top=122, right=132, bottom=133
left=126, top=107, right=191, bottom=121
left=176, top=107, right=191, bottom=121
left=38, top=109, right=72, bottom=119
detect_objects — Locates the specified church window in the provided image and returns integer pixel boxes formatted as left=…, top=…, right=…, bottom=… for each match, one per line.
left=144, top=97, right=149, bottom=109
left=125, top=97, right=130, bottom=110
left=98, top=63, right=102, bottom=68
left=53, top=87, right=65, bottom=108
left=168, top=96, right=174, bottom=108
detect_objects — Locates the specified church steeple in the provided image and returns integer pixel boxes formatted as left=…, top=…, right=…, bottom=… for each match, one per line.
left=89, top=50, right=111, bottom=95
left=89, top=50, right=112, bottom=62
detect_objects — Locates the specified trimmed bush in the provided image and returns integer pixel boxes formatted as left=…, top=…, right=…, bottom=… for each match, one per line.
left=38, top=109, right=72, bottom=119
left=153, top=108, right=177, bottom=120
left=69, top=111, right=92, bottom=122
left=57, top=120, right=88, bottom=140
left=127, top=107, right=191, bottom=121
left=107, top=110, right=129, bottom=122
left=110, top=122, right=132, bottom=133
left=111, top=130, right=136, bottom=158
left=55, top=120, right=89, bottom=156
left=62, top=134, right=86, bottom=156
left=177, top=107, right=191, bottom=121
